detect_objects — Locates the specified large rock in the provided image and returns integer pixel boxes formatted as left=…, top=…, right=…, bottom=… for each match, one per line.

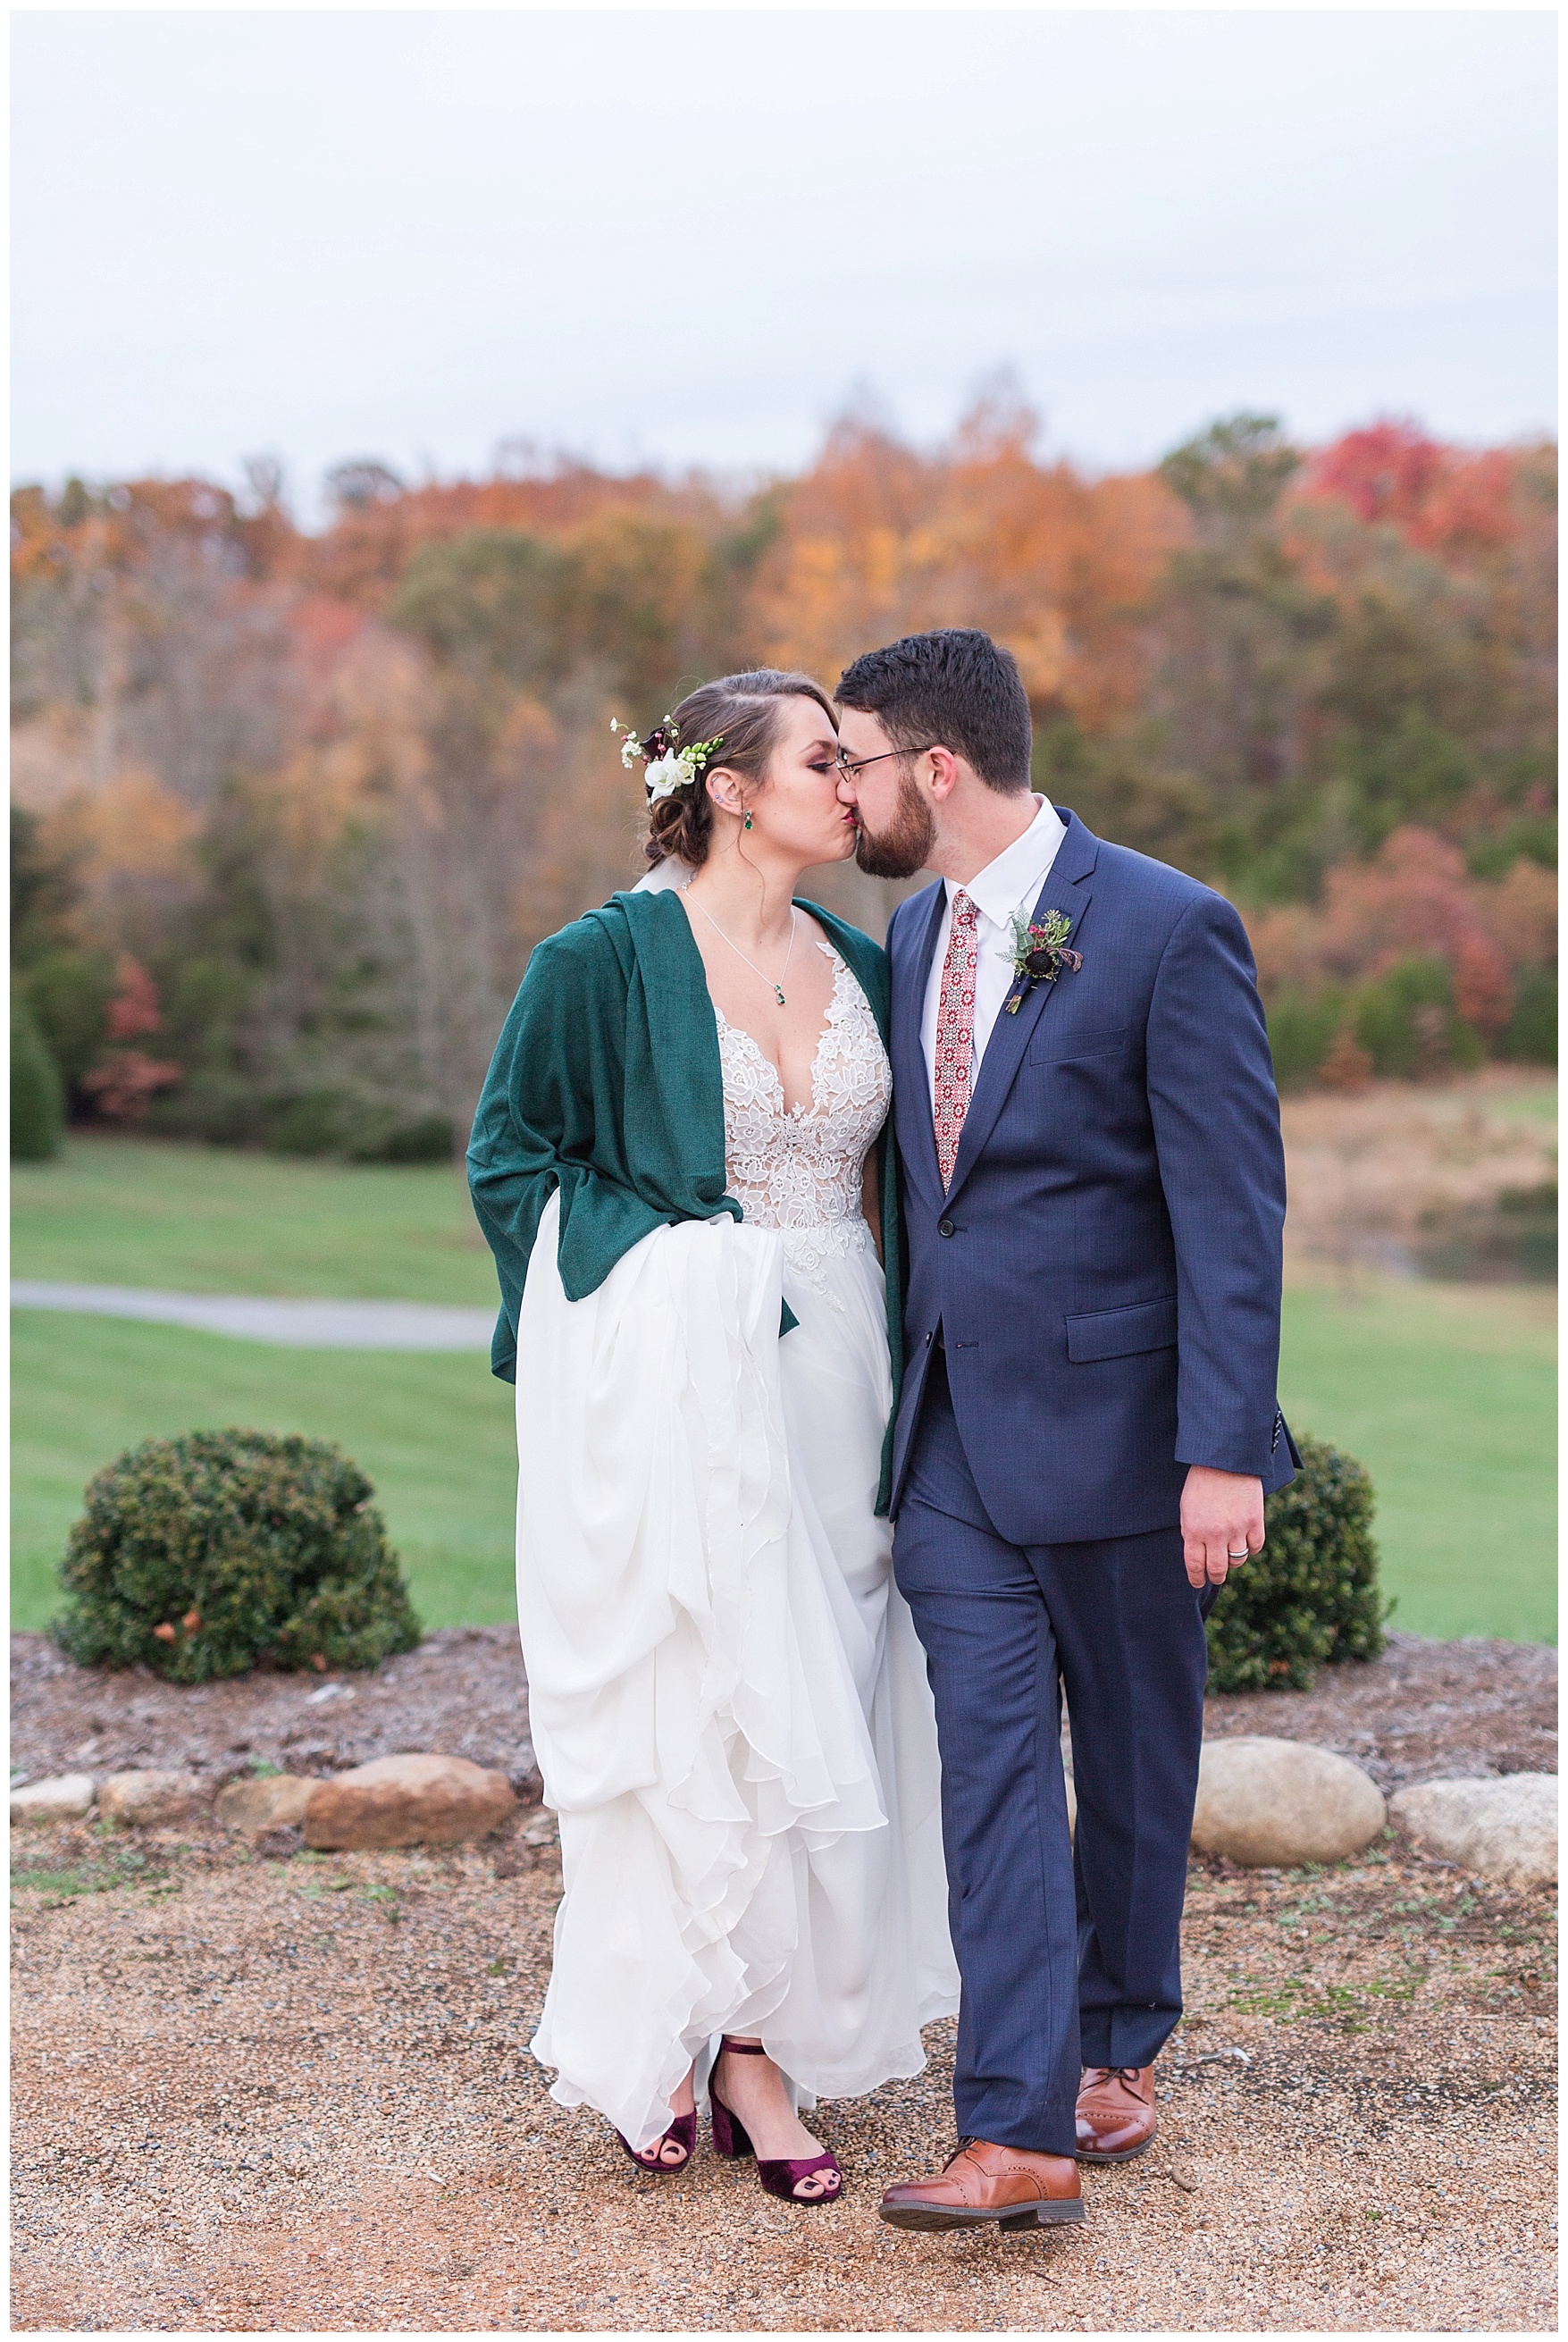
left=11, top=1773, right=96, bottom=1825
left=98, top=1770, right=207, bottom=1826
left=303, top=1752, right=516, bottom=1851
left=1192, top=1736, right=1386, bottom=1868
left=214, top=1775, right=315, bottom=1835
left=1390, top=1775, right=1557, bottom=1888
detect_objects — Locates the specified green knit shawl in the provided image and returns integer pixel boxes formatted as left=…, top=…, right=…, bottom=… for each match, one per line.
left=467, top=887, right=905, bottom=1513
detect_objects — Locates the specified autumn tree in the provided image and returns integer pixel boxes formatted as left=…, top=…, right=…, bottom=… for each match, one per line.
left=11, top=405, right=1554, bottom=1144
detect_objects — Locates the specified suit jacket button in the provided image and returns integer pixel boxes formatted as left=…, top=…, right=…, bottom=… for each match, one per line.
left=937, top=1217, right=955, bottom=1238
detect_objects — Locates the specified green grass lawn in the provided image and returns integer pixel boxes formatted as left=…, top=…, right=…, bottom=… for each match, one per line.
left=1279, top=1274, right=1555, bottom=1644
left=11, top=1312, right=518, bottom=1635
left=12, top=1134, right=497, bottom=1304
left=1472, top=1075, right=1559, bottom=1126
left=10, top=1137, right=1557, bottom=1645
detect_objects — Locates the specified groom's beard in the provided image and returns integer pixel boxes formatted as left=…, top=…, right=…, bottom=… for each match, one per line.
left=853, top=770, right=936, bottom=880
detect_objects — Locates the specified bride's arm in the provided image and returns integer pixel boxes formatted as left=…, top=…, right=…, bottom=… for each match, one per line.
left=468, top=924, right=641, bottom=1324
left=467, top=932, right=585, bottom=1356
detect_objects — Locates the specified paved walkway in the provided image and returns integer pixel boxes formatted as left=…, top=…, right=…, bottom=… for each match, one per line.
left=11, top=1281, right=495, bottom=1351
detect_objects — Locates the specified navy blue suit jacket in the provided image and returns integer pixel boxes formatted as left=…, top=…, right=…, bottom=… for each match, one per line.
left=887, top=808, right=1296, bottom=1546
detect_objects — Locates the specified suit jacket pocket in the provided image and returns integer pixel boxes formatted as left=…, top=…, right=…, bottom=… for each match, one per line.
left=1065, top=1294, right=1178, bottom=1363
left=1028, top=1021, right=1129, bottom=1066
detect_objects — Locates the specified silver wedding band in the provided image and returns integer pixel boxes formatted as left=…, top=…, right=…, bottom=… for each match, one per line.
left=1227, top=1549, right=1249, bottom=1561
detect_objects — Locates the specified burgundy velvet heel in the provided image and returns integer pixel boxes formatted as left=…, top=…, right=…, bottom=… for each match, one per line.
left=707, top=2078, right=752, bottom=2162
left=710, top=2038, right=843, bottom=2207
left=616, top=2110, right=697, bottom=2173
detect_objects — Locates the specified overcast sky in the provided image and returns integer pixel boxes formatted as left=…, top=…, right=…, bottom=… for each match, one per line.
left=12, top=8, right=1557, bottom=516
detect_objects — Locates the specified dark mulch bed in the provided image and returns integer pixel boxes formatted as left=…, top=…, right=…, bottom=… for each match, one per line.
left=9, top=1628, right=540, bottom=1796
left=1199, top=1629, right=1557, bottom=1792
left=10, top=1626, right=1555, bottom=1798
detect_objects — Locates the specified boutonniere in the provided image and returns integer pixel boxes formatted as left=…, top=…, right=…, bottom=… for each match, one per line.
left=1003, top=907, right=1083, bottom=1012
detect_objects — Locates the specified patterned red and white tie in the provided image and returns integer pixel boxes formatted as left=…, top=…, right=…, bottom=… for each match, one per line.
left=933, top=890, right=979, bottom=1190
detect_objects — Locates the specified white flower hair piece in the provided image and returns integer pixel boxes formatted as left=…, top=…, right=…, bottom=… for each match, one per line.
left=610, top=718, right=646, bottom=771
left=611, top=717, right=724, bottom=802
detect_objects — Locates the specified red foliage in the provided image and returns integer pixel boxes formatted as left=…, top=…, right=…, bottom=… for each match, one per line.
left=1315, top=829, right=1516, bottom=1033
left=1302, top=421, right=1521, bottom=566
left=105, top=953, right=164, bottom=1041
left=80, top=1051, right=183, bottom=1121
left=1317, top=1025, right=1373, bottom=1093
left=288, top=595, right=367, bottom=701
left=1246, top=826, right=1544, bottom=1037
left=84, top=956, right=182, bottom=1119
left=1448, top=930, right=1515, bottom=1036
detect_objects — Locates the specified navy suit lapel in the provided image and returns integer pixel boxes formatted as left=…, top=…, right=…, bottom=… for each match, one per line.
left=892, top=880, right=948, bottom=1209
left=943, top=810, right=1100, bottom=1205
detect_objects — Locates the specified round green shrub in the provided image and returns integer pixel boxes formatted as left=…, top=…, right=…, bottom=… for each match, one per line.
left=1352, top=953, right=1483, bottom=1079
left=1265, top=986, right=1346, bottom=1089
left=50, top=1430, right=422, bottom=1683
left=359, top=1112, right=455, bottom=1166
left=12, top=994, right=64, bottom=1161
left=23, top=947, right=116, bottom=1095
left=1501, top=967, right=1557, bottom=1066
left=1205, top=1435, right=1387, bottom=1693
left=266, top=1089, right=346, bottom=1157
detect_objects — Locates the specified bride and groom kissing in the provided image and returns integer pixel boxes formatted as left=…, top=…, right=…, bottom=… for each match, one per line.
left=468, top=628, right=1295, bottom=2228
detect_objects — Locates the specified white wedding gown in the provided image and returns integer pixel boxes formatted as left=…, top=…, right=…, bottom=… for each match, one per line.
left=513, top=941, right=959, bottom=2151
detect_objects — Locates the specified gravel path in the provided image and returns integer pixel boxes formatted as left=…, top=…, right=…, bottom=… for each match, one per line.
left=11, top=1633, right=1560, bottom=2329
left=10, top=1813, right=1557, bottom=2332
left=11, top=1283, right=495, bottom=1349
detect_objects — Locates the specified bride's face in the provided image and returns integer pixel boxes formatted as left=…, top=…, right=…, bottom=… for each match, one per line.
left=717, top=697, right=856, bottom=868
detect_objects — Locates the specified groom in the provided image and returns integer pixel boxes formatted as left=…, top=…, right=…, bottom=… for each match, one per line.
left=836, top=629, right=1296, bottom=2232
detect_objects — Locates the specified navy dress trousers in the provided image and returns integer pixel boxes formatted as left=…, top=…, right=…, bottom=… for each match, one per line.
left=886, top=807, right=1296, bottom=2159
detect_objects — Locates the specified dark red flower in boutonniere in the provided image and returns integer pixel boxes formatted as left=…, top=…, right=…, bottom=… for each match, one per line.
left=1004, top=908, right=1083, bottom=1012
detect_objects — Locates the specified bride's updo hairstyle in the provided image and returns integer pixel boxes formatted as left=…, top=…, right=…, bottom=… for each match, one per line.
left=643, top=669, right=838, bottom=870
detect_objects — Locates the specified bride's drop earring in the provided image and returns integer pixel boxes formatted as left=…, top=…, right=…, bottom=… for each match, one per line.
left=743, top=812, right=752, bottom=830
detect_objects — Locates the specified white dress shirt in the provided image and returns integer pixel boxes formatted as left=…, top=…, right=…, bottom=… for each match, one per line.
left=919, top=794, right=1069, bottom=1104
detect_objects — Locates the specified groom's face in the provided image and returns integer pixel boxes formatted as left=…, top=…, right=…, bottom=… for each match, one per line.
left=836, top=709, right=937, bottom=880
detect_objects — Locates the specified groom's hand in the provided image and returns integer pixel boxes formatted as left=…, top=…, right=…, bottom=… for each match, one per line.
left=1180, top=1466, right=1265, bottom=1589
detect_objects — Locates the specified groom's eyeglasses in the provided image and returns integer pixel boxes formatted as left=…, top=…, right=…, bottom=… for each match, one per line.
left=834, top=744, right=939, bottom=780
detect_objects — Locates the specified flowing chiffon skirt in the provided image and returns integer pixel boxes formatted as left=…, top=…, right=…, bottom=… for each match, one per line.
left=514, top=1193, right=959, bottom=2152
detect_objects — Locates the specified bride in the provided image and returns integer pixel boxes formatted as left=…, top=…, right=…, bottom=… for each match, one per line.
left=468, top=668, right=957, bottom=2207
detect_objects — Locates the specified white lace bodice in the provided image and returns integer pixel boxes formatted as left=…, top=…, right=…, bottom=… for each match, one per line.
left=716, top=944, right=891, bottom=1290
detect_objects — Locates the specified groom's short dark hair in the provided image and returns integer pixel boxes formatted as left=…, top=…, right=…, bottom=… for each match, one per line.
left=836, top=628, right=1033, bottom=793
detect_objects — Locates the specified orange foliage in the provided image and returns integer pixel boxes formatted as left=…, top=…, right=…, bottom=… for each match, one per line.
left=289, top=466, right=725, bottom=609
left=751, top=404, right=1186, bottom=725
left=10, top=475, right=273, bottom=584
left=42, top=773, right=200, bottom=916
left=13, top=421, right=1553, bottom=1023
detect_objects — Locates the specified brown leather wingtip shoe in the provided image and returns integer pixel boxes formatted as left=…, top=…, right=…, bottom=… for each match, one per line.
left=1075, top=2065, right=1157, bottom=2162
left=878, top=2137, right=1085, bottom=2232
